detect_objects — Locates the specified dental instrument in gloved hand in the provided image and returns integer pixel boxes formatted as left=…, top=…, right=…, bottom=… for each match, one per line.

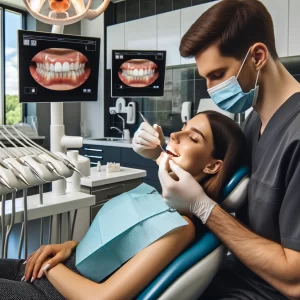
left=138, top=112, right=166, bottom=153
left=158, top=153, right=217, bottom=224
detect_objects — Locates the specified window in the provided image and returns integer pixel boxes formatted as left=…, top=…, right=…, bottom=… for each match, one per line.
left=0, top=4, right=26, bottom=125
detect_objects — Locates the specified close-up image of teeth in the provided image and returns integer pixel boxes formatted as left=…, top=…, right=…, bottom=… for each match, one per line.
left=29, top=48, right=91, bottom=91
left=118, top=59, right=159, bottom=88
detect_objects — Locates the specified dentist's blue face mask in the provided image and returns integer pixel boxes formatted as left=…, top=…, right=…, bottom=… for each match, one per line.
left=207, top=48, right=260, bottom=113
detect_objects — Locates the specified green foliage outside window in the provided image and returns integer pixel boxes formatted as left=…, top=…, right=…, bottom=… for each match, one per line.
left=6, top=95, right=22, bottom=125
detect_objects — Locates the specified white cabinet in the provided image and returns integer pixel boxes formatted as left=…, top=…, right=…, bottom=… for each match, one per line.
left=106, top=23, right=125, bottom=69
left=125, top=16, right=157, bottom=50
left=157, top=10, right=181, bottom=66
left=288, top=0, right=300, bottom=56
left=180, top=2, right=219, bottom=65
left=260, top=0, right=289, bottom=58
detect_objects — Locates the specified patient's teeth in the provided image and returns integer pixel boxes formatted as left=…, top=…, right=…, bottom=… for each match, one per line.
left=71, top=71, right=76, bottom=81
left=133, top=69, right=138, bottom=77
left=70, top=63, right=74, bottom=71
left=68, top=71, right=71, bottom=78
left=45, top=62, right=50, bottom=72
left=63, top=72, right=67, bottom=78
left=75, top=61, right=79, bottom=71
left=59, top=72, right=63, bottom=78
left=138, top=69, right=143, bottom=77
left=50, top=71, right=54, bottom=79
left=55, top=72, right=59, bottom=78
left=62, top=62, right=70, bottom=72
left=55, top=62, right=62, bottom=73
left=50, top=63, right=55, bottom=72
left=46, top=72, right=51, bottom=81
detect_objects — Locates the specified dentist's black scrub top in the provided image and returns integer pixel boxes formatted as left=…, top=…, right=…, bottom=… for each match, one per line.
left=202, top=93, right=300, bottom=300
left=242, top=92, right=300, bottom=251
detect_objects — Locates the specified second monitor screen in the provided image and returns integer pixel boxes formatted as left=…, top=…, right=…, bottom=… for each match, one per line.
left=111, top=50, right=166, bottom=97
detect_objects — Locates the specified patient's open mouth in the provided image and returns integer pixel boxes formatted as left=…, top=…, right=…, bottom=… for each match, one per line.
left=29, top=48, right=91, bottom=91
left=118, top=59, right=159, bottom=88
left=166, top=147, right=180, bottom=158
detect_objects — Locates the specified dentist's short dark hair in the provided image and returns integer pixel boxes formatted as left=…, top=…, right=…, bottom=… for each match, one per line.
left=180, top=0, right=278, bottom=60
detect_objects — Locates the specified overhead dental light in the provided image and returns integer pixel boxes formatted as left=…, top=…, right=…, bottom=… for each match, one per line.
left=23, top=0, right=110, bottom=25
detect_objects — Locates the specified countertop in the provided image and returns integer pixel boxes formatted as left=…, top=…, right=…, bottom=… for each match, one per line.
left=83, top=138, right=133, bottom=148
left=80, top=166, right=147, bottom=187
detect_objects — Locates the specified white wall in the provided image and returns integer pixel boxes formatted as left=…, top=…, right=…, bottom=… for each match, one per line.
left=81, top=13, right=105, bottom=138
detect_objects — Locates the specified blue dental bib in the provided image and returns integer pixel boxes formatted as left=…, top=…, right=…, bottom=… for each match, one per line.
left=75, top=183, right=188, bottom=282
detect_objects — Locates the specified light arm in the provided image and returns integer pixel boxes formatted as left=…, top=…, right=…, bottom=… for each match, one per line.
left=85, top=0, right=111, bottom=20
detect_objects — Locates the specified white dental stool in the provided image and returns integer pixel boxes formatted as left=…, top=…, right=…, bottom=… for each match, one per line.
left=137, top=167, right=249, bottom=300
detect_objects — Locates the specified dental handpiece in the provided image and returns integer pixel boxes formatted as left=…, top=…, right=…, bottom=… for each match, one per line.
left=32, top=155, right=66, bottom=180
left=5, top=163, right=31, bottom=186
left=44, top=161, right=66, bottom=180
left=0, top=175, right=15, bottom=191
left=138, top=112, right=167, bottom=153
left=0, top=158, right=30, bottom=186
left=23, top=161, right=49, bottom=184
left=61, top=159, right=88, bottom=178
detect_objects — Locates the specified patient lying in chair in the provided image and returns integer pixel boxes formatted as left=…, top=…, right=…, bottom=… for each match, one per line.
left=0, top=111, right=248, bottom=300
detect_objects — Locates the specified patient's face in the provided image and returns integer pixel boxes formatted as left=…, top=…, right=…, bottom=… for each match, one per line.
left=157, top=114, right=216, bottom=182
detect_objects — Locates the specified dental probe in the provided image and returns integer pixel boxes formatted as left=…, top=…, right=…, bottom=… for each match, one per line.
left=10, top=126, right=88, bottom=178
left=138, top=112, right=167, bottom=153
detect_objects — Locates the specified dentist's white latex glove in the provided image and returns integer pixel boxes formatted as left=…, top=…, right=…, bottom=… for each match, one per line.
left=132, top=122, right=165, bottom=160
left=158, top=153, right=217, bottom=224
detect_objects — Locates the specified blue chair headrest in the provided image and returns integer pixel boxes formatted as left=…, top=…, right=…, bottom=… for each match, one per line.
left=222, top=166, right=249, bottom=199
left=221, top=166, right=249, bottom=213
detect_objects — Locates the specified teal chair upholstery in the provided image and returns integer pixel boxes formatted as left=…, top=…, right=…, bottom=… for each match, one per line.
left=137, top=167, right=249, bottom=300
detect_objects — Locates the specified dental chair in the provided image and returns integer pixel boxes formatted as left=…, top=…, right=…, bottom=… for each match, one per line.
left=137, top=167, right=249, bottom=300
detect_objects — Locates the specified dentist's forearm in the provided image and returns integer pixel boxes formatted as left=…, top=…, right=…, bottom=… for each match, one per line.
left=206, top=205, right=300, bottom=298
left=45, top=264, right=100, bottom=300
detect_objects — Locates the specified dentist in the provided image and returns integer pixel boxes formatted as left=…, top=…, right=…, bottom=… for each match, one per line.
left=133, top=0, right=300, bottom=299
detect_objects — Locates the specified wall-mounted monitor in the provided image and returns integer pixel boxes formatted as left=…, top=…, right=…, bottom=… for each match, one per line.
left=111, top=50, right=166, bottom=98
left=18, top=30, right=100, bottom=103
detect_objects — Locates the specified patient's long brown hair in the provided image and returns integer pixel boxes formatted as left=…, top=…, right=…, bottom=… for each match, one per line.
left=199, top=111, right=248, bottom=203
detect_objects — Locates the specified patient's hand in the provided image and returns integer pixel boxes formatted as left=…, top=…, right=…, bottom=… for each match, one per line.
left=23, top=240, right=78, bottom=282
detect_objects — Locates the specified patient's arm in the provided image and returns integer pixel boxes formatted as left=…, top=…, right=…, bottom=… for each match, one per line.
left=45, top=216, right=195, bottom=300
